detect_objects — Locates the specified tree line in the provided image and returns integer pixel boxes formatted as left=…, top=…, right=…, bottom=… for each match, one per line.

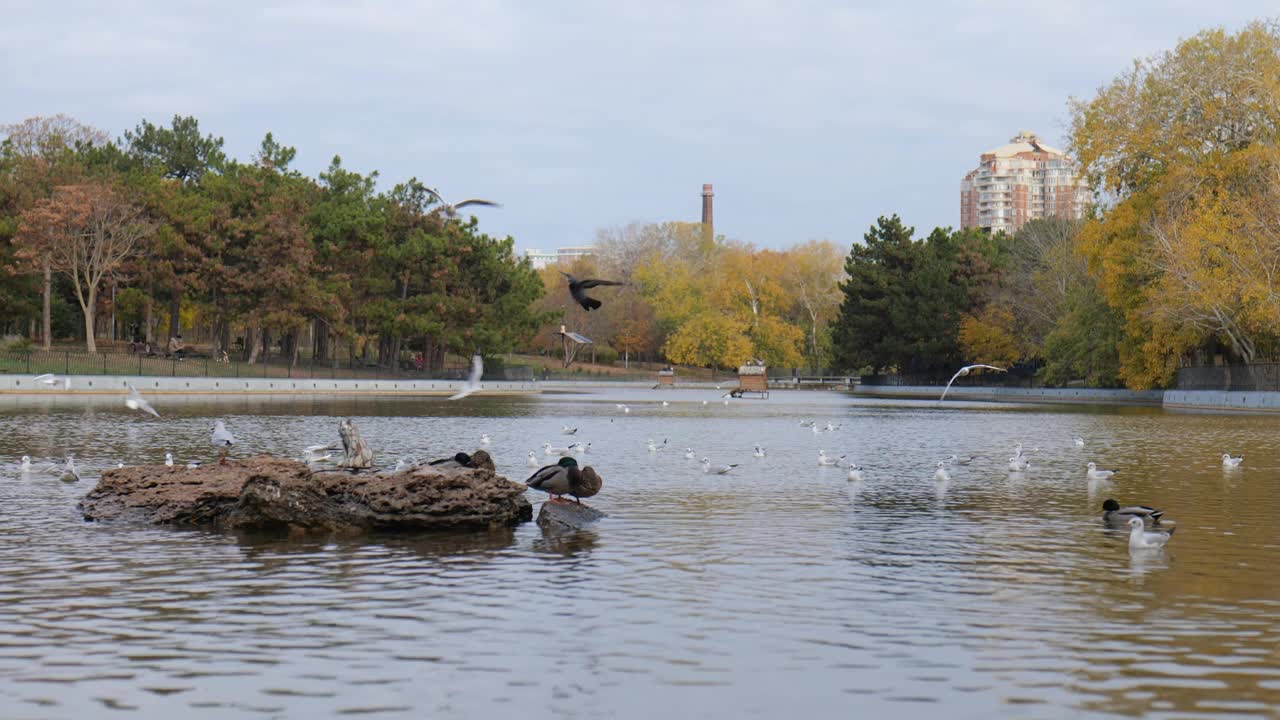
left=0, top=115, right=550, bottom=370
left=831, top=21, right=1280, bottom=389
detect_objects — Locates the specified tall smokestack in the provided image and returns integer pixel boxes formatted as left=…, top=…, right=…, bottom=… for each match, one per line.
left=701, top=183, right=714, bottom=242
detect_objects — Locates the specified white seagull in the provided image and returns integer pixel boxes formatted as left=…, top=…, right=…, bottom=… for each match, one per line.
left=1074, top=437, right=1085, bottom=448
left=543, top=442, right=573, bottom=456
left=646, top=438, right=666, bottom=453
left=394, top=457, right=416, bottom=472
left=700, top=458, right=738, bottom=475
left=125, top=383, right=160, bottom=417
left=425, top=187, right=501, bottom=221
left=938, top=364, right=1007, bottom=402
left=527, top=451, right=540, bottom=468
left=684, top=448, right=696, bottom=460
left=753, top=445, right=767, bottom=458
left=165, top=452, right=175, bottom=467
left=817, top=450, right=843, bottom=467
left=33, top=373, right=70, bottom=390
left=1008, top=456, right=1030, bottom=472
left=934, top=461, right=951, bottom=482
left=480, top=434, right=491, bottom=445
left=211, top=420, right=236, bottom=464
left=448, top=354, right=484, bottom=401
left=847, top=464, right=864, bottom=482
left=58, top=455, right=81, bottom=482
left=1086, top=462, right=1116, bottom=481
left=561, top=426, right=578, bottom=435
left=1222, top=453, right=1244, bottom=468
left=1128, top=516, right=1175, bottom=551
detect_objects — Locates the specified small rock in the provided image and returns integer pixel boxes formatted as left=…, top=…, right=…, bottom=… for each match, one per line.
left=537, top=500, right=607, bottom=531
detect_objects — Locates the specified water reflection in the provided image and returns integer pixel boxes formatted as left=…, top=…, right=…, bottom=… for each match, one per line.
left=2, top=391, right=1280, bottom=717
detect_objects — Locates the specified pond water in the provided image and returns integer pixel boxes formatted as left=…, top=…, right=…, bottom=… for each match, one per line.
left=2, top=388, right=1279, bottom=719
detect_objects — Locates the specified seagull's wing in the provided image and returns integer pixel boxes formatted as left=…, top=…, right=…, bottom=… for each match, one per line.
left=424, top=187, right=446, bottom=205
left=969, top=364, right=1008, bottom=373
left=576, top=278, right=625, bottom=289
left=453, top=199, right=501, bottom=209
left=447, top=355, right=483, bottom=401
left=33, top=373, right=55, bottom=383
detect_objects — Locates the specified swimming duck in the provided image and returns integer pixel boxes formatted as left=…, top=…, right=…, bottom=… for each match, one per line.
left=1222, top=453, right=1243, bottom=468
left=1086, top=462, right=1116, bottom=481
left=1102, top=498, right=1163, bottom=525
left=1128, top=516, right=1175, bottom=550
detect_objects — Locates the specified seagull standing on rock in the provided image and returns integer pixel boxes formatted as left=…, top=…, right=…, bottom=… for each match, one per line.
left=211, top=420, right=236, bottom=464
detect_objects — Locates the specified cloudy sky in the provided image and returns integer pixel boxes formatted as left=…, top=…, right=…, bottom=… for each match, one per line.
left=2, top=1, right=1274, bottom=253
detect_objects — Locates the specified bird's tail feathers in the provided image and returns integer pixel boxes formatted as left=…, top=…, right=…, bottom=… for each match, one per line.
left=584, top=297, right=602, bottom=311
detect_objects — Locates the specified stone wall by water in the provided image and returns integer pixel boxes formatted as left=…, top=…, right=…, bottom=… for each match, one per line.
left=0, top=374, right=538, bottom=396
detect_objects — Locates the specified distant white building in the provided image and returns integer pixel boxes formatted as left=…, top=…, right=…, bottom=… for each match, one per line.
left=960, top=130, right=1089, bottom=235
left=524, top=246, right=596, bottom=270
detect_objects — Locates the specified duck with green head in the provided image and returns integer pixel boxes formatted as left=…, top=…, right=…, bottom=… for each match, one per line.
left=525, top=456, right=603, bottom=504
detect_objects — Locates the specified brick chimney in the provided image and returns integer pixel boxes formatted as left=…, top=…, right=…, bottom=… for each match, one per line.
left=701, top=183, right=714, bottom=241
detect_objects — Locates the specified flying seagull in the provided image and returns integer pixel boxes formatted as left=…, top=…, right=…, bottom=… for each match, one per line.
left=448, top=354, right=483, bottom=401
left=33, top=373, right=70, bottom=390
left=560, top=271, right=624, bottom=311
left=425, top=188, right=501, bottom=221
left=938, top=364, right=1007, bottom=402
left=125, top=383, right=160, bottom=417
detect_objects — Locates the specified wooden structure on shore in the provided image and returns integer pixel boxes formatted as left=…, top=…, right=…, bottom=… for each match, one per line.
left=555, top=325, right=593, bottom=368
left=735, top=365, right=769, bottom=398
left=656, top=368, right=675, bottom=387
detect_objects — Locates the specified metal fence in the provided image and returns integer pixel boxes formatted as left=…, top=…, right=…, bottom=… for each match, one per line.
left=0, top=350, right=535, bottom=382
left=1176, top=364, right=1280, bottom=391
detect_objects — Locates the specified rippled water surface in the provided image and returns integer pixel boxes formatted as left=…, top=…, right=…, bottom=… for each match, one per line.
left=2, top=388, right=1280, bottom=718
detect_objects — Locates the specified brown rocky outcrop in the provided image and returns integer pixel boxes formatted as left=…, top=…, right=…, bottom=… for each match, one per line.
left=79, top=455, right=533, bottom=532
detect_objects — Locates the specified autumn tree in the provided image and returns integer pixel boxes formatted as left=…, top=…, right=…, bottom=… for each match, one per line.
left=17, top=182, right=153, bottom=352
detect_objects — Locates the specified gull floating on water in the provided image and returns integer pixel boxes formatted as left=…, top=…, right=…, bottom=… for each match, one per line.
left=527, top=451, right=540, bottom=467
left=1074, top=437, right=1085, bottom=448
left=847, top=465, right=864, bottom=482
left=616, top=403, right=631, bottom=414
left=934, top=462, right=951, bottom=482
left=448, top=355, right=484, bottom=401
left=1086, top=462, right=1115, bottom=481
left=543, top=442, right=574, bottom=456
left=480, top=434, right=491, bottom=445
left=1128, top=516, right=1175, bottom=550
left=125, top=383, right=160, bottom=417
left=938, top=364, right=1007, bottom=402
left=753, top=445, right=766, bottom=458
left=1008, top=456, right=1030, bottom=472
left=1222, top=453, right=1244, bottom=468
left=647, top=438, right=666, bottom=453
left=799, top=420, right=815, bottom=427
left=561, top=426, right=578, bottom=435
left=574, top=442, right=589, bottom=454
left=818, top=450, right=843, bottom=467
left=701, top=458, right=737, bottom=475
left=20, top=456, right=32, bottom=472
left=945, top=454, right=977, bottom=466
left=684, top=448, right=696, bottom=460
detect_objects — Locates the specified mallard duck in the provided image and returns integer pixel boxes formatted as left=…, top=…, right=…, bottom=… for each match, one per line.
left=428, top=452, right=473, bottom=468
left=1086, top=462, right=1115, bottom=481
left=1102, top=498, right=1163, bottom=525
left=1128, top=516, right=1174, bottom=550
left=570, top=466, right=603, bottom=503
left=525, top=456, right=580, bottom=500
left=1222, top=453, right=1243, bottom=468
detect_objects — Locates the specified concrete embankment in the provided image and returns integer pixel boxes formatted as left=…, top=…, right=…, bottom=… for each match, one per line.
left=0, top=374, right=538, bottom=396
left=853, top=385, right=1165, bottom=406
left=1162, top=390, right=1280, bottom=412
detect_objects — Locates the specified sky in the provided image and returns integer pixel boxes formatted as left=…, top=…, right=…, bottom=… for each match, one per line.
left=1, top=1, right=1275, bottom=255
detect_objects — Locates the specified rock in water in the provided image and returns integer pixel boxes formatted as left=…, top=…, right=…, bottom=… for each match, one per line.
left=339, top=418, right=374, bottom=469
left=537, top=500, right=607, bottom=531
left=79, top=456, right=533, bottom=532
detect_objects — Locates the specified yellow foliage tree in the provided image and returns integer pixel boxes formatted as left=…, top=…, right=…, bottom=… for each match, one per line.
left=958, top=307, right=1023, bottom=367
left=663, top=312, right=753, bottom=369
